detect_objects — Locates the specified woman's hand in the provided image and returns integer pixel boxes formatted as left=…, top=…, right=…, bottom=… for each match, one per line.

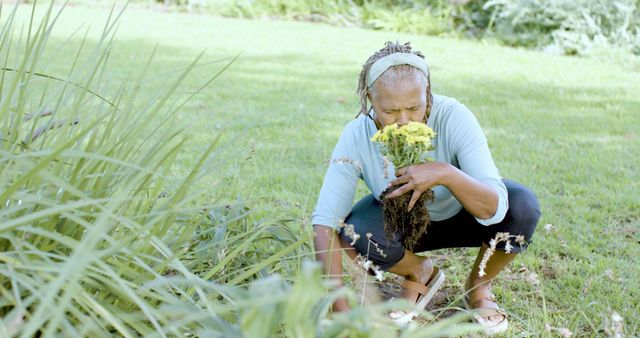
left=385, top=162, right=452, bottom=211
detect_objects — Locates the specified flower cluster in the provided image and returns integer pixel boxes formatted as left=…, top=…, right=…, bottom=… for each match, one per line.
left=370, top=122, right=436, bottom=168
left=478, top=232, right=527, bottom=277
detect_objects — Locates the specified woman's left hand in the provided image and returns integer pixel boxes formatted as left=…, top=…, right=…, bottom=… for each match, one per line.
left=385, top=162, right=452, bottom=211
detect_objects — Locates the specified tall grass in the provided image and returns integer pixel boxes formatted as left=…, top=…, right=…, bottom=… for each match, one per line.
left=0, top=1, right=226, bottom=335
left=0, top=2, right=480, bottom=336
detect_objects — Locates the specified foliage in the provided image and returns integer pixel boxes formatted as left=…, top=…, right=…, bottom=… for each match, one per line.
left=484, top=0, right=640, bottom=57
left=371, top=122, right=436, bottom=169
left=220, top=0, right=362, bottom=26
left=361, top=3, right=451, bottom=36
left=212, top=0, right=640, bottom=58
left=0, top=2, right=481, bottom=336
left=0, top=2, right=306, bottom=336
left=4, top=2, right=639, bottom=336
left=0, top=2, right=231, bottom=335
left=121, top=8, right=638, bottom=335
left=71, top=0, right=640, bottom=59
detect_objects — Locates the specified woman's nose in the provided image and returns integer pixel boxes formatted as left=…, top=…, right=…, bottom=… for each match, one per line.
left=397, top=111, right=410, bottom=126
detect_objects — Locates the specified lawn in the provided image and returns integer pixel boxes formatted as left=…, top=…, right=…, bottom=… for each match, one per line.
left=6, top=3, right=640, bottom=336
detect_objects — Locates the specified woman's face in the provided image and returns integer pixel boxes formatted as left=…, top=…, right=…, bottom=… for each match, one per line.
left=369, top=73, right=428, bottom=129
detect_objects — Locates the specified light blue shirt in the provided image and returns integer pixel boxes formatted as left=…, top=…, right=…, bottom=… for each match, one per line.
left=312, top=94, right=508, bottom=230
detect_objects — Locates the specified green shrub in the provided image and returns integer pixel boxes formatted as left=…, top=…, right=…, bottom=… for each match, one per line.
left=484, top=0, right=640, bottom=56
left=0, top=2, right=260, bottom=335
left=362, top=2, right=451, bottom=36
left=215, top=0, right=640, bottom=60
left=103, top=0, right=640, bottom=59
left=221, top=0, right=465, bottom=34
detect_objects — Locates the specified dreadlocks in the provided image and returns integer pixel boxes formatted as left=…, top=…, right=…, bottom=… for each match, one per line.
left=356, top=41, right=433, bottom=120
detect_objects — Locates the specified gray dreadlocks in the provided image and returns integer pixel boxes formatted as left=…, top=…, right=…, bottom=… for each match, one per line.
left=356, top=41, right=433, bottom=120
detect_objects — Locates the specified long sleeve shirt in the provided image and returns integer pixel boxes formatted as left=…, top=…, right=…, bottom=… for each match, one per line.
left=311, top=94, right=508, bottom=230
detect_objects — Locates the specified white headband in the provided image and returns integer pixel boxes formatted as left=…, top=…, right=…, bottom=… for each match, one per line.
left=366, top=52, right=430, bottom=88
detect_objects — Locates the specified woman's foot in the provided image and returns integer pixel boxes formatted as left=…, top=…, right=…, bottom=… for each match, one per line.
left=389, top=258, right=445, bottom=324
left=464, top=284, right=508, bottom=335
left=399, top=257, right=434, bottom=302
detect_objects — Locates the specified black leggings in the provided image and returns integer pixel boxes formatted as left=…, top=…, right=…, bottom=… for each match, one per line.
left=339, top=179, right=541, bottom=271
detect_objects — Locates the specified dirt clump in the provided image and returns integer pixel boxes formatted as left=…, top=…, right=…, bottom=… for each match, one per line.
left=380, top=185, right=434, bottom=251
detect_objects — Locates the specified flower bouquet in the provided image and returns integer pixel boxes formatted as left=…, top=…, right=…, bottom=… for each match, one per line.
left=371, top=122, right=437, bottom=250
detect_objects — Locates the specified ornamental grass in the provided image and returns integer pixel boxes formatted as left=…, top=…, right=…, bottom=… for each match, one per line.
left=0, top=3, right=478, bottom=336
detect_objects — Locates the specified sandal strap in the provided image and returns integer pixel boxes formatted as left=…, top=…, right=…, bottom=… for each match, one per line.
left=401, top=267, right=441, bottom=296
left=402, top=279, right=429, bottom=295
left=467, top=288, right=496, bottom=307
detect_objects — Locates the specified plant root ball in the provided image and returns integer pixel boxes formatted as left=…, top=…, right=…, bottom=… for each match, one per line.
left=379, top=185, right=434, bottom=251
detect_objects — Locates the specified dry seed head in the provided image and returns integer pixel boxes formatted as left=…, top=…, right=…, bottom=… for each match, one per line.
left=343, top=223, right=360, bottom=245
left=479, top=232, right=529, bottom=276
left=332, top=157, right=363, bottom=174
left=478, top=247, right=494, bottom=277
left=373, top=267, right=384, bottom=281
left=355, top=254, right=385, bottom=282
left=505, top=241, right=513, bottom=254
left=382, top=157, right=389, bottom=179
left=604, top=311, right=625, bottom=337
left=489, top=238, right=497, bottom=249
left=545, top=325, right=573, bottom=338
left=370, top=240, right=387, bottom=258
left=496, top=232, right=510, bottom=242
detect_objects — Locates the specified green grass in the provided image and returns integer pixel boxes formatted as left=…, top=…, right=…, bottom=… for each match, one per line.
left=6, top=3, right=640, bottom=336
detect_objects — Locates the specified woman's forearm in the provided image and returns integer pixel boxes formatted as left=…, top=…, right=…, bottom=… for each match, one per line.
left=313, top=225, right=345, bottom=282
left=313, top=224, right=350, bottom=311
left=441, top=164, right=498, bottom=220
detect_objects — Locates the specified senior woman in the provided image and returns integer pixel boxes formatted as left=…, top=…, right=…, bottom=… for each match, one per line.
left=312, top=41, right=540, bottom=334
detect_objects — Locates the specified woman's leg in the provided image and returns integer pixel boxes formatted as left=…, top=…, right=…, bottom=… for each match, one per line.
left=463, top=180, right=540, bottom=324
left=465, top=244, right=517, bottom=323
left=343, top=180, right=540, bottom=313
left=341, top=195, right=435, bottom=304
left=409, top=179, right=540, bottom=326
left=388, top=251, right=434, bottom=303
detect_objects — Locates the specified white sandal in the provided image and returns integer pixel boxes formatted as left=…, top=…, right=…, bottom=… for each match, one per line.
left=463, top=289, right=509, bottom=335
left=389, top=267, right=445, bottom=325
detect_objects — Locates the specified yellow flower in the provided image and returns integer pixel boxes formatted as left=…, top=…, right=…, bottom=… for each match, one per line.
left=370, top=121, right=437, bottom=167
left=371, top=130, right=382, bottom=142
left=404, top=122, right=427, bottom=134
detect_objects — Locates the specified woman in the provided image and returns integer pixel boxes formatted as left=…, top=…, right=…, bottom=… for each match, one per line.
left=312, top=41, right=540, bottom=334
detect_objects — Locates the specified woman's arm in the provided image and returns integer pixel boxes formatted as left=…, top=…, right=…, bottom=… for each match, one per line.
left=313, top=224, right=351, bottom=312
left=386, top=102, right=506, bottom=222
left=311, top=122, right=365, bottom=311
left=385, top=162, right=498, bottom=219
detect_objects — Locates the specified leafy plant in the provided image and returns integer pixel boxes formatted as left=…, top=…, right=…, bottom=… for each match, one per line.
left=0, top=2, right=481, bottom=336
left=484, top=0, right=640, bottom=56
left=0, top=2, right=235, bottom=335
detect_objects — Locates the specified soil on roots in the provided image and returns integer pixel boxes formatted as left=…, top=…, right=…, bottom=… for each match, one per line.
left=380, top=185, right=434, bottom=251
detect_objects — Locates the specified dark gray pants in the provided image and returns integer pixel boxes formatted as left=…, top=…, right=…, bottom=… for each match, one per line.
left=340, top=179, right=541, bottom=270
